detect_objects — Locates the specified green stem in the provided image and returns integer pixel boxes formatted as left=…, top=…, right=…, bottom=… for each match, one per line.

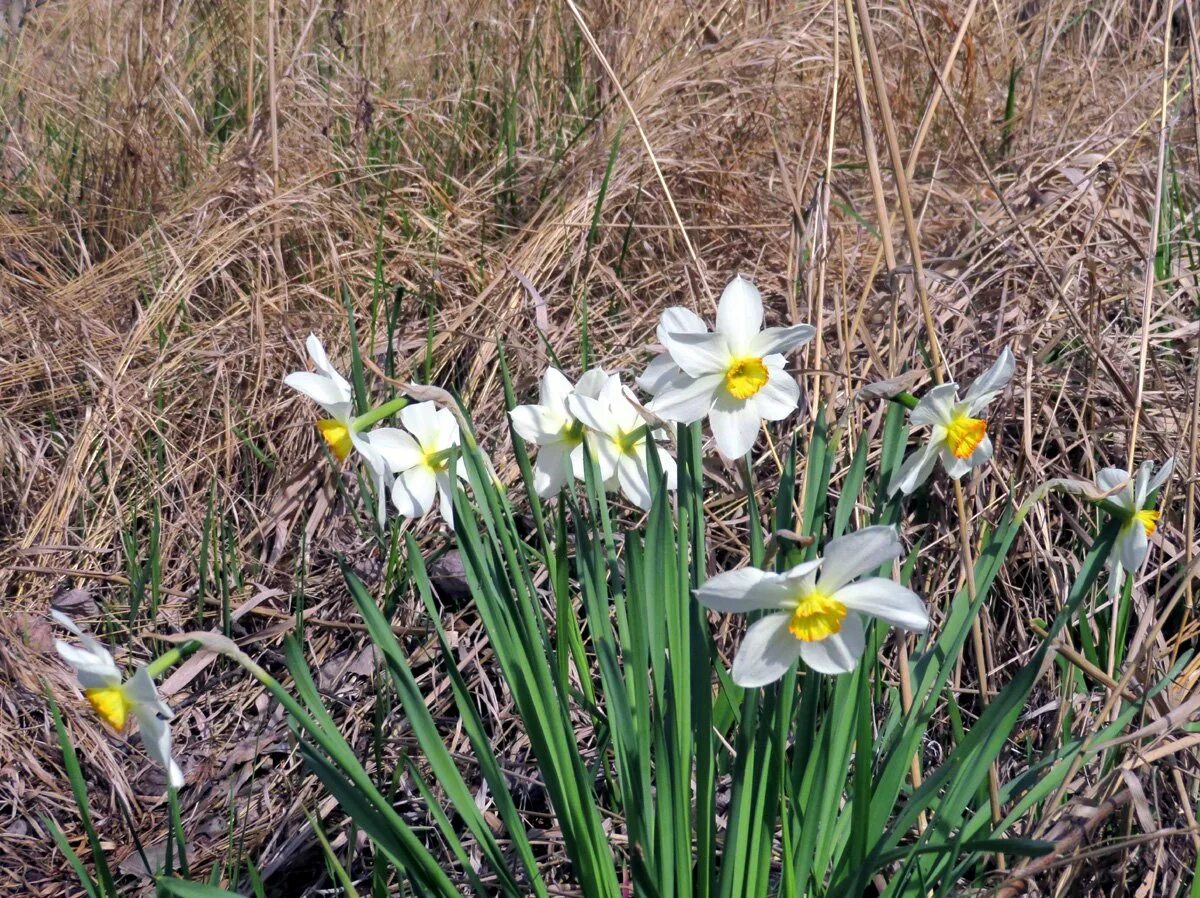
left=352, top=396, right=408, bottom=432
left=890, top=391, right=919, bottom=410
left=145, top=639, right=202, bottom=679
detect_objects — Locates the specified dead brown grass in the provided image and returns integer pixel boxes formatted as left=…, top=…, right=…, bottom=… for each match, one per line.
left=1, top=0, right=1198, bottom=894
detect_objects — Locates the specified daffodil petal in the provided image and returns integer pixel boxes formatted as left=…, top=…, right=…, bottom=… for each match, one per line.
left=799, top=613, right=865, bottom=674
left=747, top=323, right=816, bottom=358
left=909, top=384, right=959, bottom=427
left=565, top=394, right=609, bottom=434
left=283, top=371, right=351, bottom=416
left=939, top=446, right=973, bottom=479
left=665, top=331, right=732, bottom=378
left=369, top=427, right=423, bottom=472
left=636, top=353, right=685, bottom=396
left=1146, top=458, right=1174, bottom=497
left=305, top=334, right=354, bottom=395
left=533, top=442, right=572, bottom=497
left=816, top=525, right=902, bottom=594
left=715, top=276, right=764, bottom=353
left=889, top=439, right=940, bottom=496
left=656, top=306, right=708, bottom=345
left=616, top=452, right=653, bottom=510
left=1116, top=521, right=1149, bottom=573
left=510, top=404, right=567, bottom=444
left=392, top=467, right=437, bottom=518
left=754, top=366, right=800, bottom=421
left=539, top=367, right=574, bottom=413
left=835, top=578, right=929, bottom=631
left=962, top=346, right=1015, bottom=411
left=709, top=396, right=761, bottom=460
left=649, top=373, right=720, bottom=424
left=574, top=367, right=614, bottom=399
left=55, top=641, right=122, bottom=688
left=731, top=613, right=803, bottom=687
left=695, top=568, right=793, bottom=612
left=399, top=401, right=442, bottom=447
left=436, top=473, right=456, bottom=525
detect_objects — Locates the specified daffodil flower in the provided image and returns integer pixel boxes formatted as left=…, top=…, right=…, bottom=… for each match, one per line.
left=284, top=333, right=396, bottom=525
left=372, top=401, right=465, bottom=524
left=509, top=367, right=614, bottom=497
left=567, top=377, right=677, bottom=510
left=889, top=347, right=1015, bottom=496
left=1096, top=458, right=1173, bottom=597
left=52, top=612, right=184, bottom=789
left=642, top=276, right=815, bottom=460
left=695, top=525, right=929, bottom=685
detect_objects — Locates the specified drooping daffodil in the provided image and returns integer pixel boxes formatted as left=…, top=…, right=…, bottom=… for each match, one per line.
left=889, top=347, right=1015, bottom=496
left=284, top=333, right=394, bottom=525
left=695, top=525, right=929, bottom=685
left=643, top=276, right=815, bottom=460
left=372, top=401, right=465, bottom=524
left=509, top=367, right=614, bottom=497
left=52, top=611, right=184, bottom=789
left=567, top=376, right=677, bottom=510
left=1095, top=458, right=1173, bottom=597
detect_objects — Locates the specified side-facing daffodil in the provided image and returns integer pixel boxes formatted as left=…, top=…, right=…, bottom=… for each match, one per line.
left=889, top=347, right=1015, bottom=496
left=643, top=276, right=815, bottom=460
left=509, top=367, right=613, bottom=497
left=284, top=333, right=392, bottom=524
left=695, top=525, right=928, bottom=685
left=52, top=611, right=184, bottom=789
left=567, top=376, right=677, bottom=510
left=1096, top=458, right=1173, bottom=597
left=372, top=401, right=465, bottom=524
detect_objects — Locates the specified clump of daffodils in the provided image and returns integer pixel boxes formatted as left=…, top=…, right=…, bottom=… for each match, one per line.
left=1095, top=459, right=1173, bottom=597
left=696, top=526, right=929, bottom=685
left=568, top=376, right=677, bottom=510
left=52, top=612, right=184, bottom=789
left=642, top=276, right=815, bottom=460
left=510, top=367, right=613, bottom=497
left=890, top=347, right=1015, bottom=495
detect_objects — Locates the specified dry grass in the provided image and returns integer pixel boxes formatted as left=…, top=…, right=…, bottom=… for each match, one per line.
left=1, top=0, right=1198, bottom=894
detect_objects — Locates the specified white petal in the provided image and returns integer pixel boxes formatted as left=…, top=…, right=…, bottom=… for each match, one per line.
left=695, top=568, right=793, bottom=612
left=1117, top=521, right=1149, bottom=573
left=799, top=613, right=865, bottom=674
left=909, top=384, right=959, bottom=427
left=963, top=346, right=1015, bottom=411
left=130, top=704, right=184, bottom=788
left=665, top=332, right=732, bottom=378
left=539, top=367, right=574, bottom=413
left=816, top=525, right=902, bottom=594
left=889, top=439, right=939, bottom=496
left=574, top=368, right=613, bottom=399
left=616, top=452, right=653, bottom=510
left=715, top=276, right=764, bottom=353
left=779, top=558, right=823, bottom=585
left=436, top=474, right=456, bottom=525
left=656, top=445, right=678, bottom=490
left=656, top=306, right=708, bottom=345
left=583, top=432, right=621, bottom=481
left=747, top=323, right=816, bottom=358
left=835, top=578, right=929, bottom=631
left=709, top=396, right=761, bottom=460
left=755, top=366, right=800, bottom=421
left=510, top=404, right=566, bottom=444
left=55, top=641, right=121, bottom=688
left=305, top=334, right=353, bottom=396
left=431, top=408, right=461, bottom=451
left=649, top=374, right=720, bottom=424
left=369, top=427, right=423, bottom=472
left=636, top=353, right=687, bottom=396
left=283, top=372, right=351, bottom=418
left=399, top=401, right=442, bottom=446
left=940, top=446, right=973, bottom=480
left=1106, top=559, right=1126, bottom=600
left=533, top=443, right=573, bottom=497
left=1145, top=458, right=1174, bottom=498
left=567, top=394, right=612, bottom=435
left=1096, top=467, right=1130, bottom=494
left=392, top=467, right=437, bottom=518
left=730, top=613, right=803, bottom=687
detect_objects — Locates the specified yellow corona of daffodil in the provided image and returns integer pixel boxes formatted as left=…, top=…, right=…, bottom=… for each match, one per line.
left=52, top=611, right=184, bottom=789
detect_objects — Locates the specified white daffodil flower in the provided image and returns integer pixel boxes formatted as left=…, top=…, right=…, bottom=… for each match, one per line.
left=52, top=611, right=184, bottom=789
left=1095, top=458, right=1173, bottom=597
left=567, top=376, right=677, bottom=510
left=283, top=333, right=392, bottom=525
left=889, top=347, right=1015, bottom=496
left=509, top=367, right=614, bottom=497
left=371, top=401, right=465, bottom=524
left=643, top=276, right=815, bottom=460
left=695, top=525, right=929, bottom=686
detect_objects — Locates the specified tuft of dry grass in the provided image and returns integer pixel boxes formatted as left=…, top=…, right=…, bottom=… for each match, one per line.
left=1, top=0, right=1198, bottom=894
